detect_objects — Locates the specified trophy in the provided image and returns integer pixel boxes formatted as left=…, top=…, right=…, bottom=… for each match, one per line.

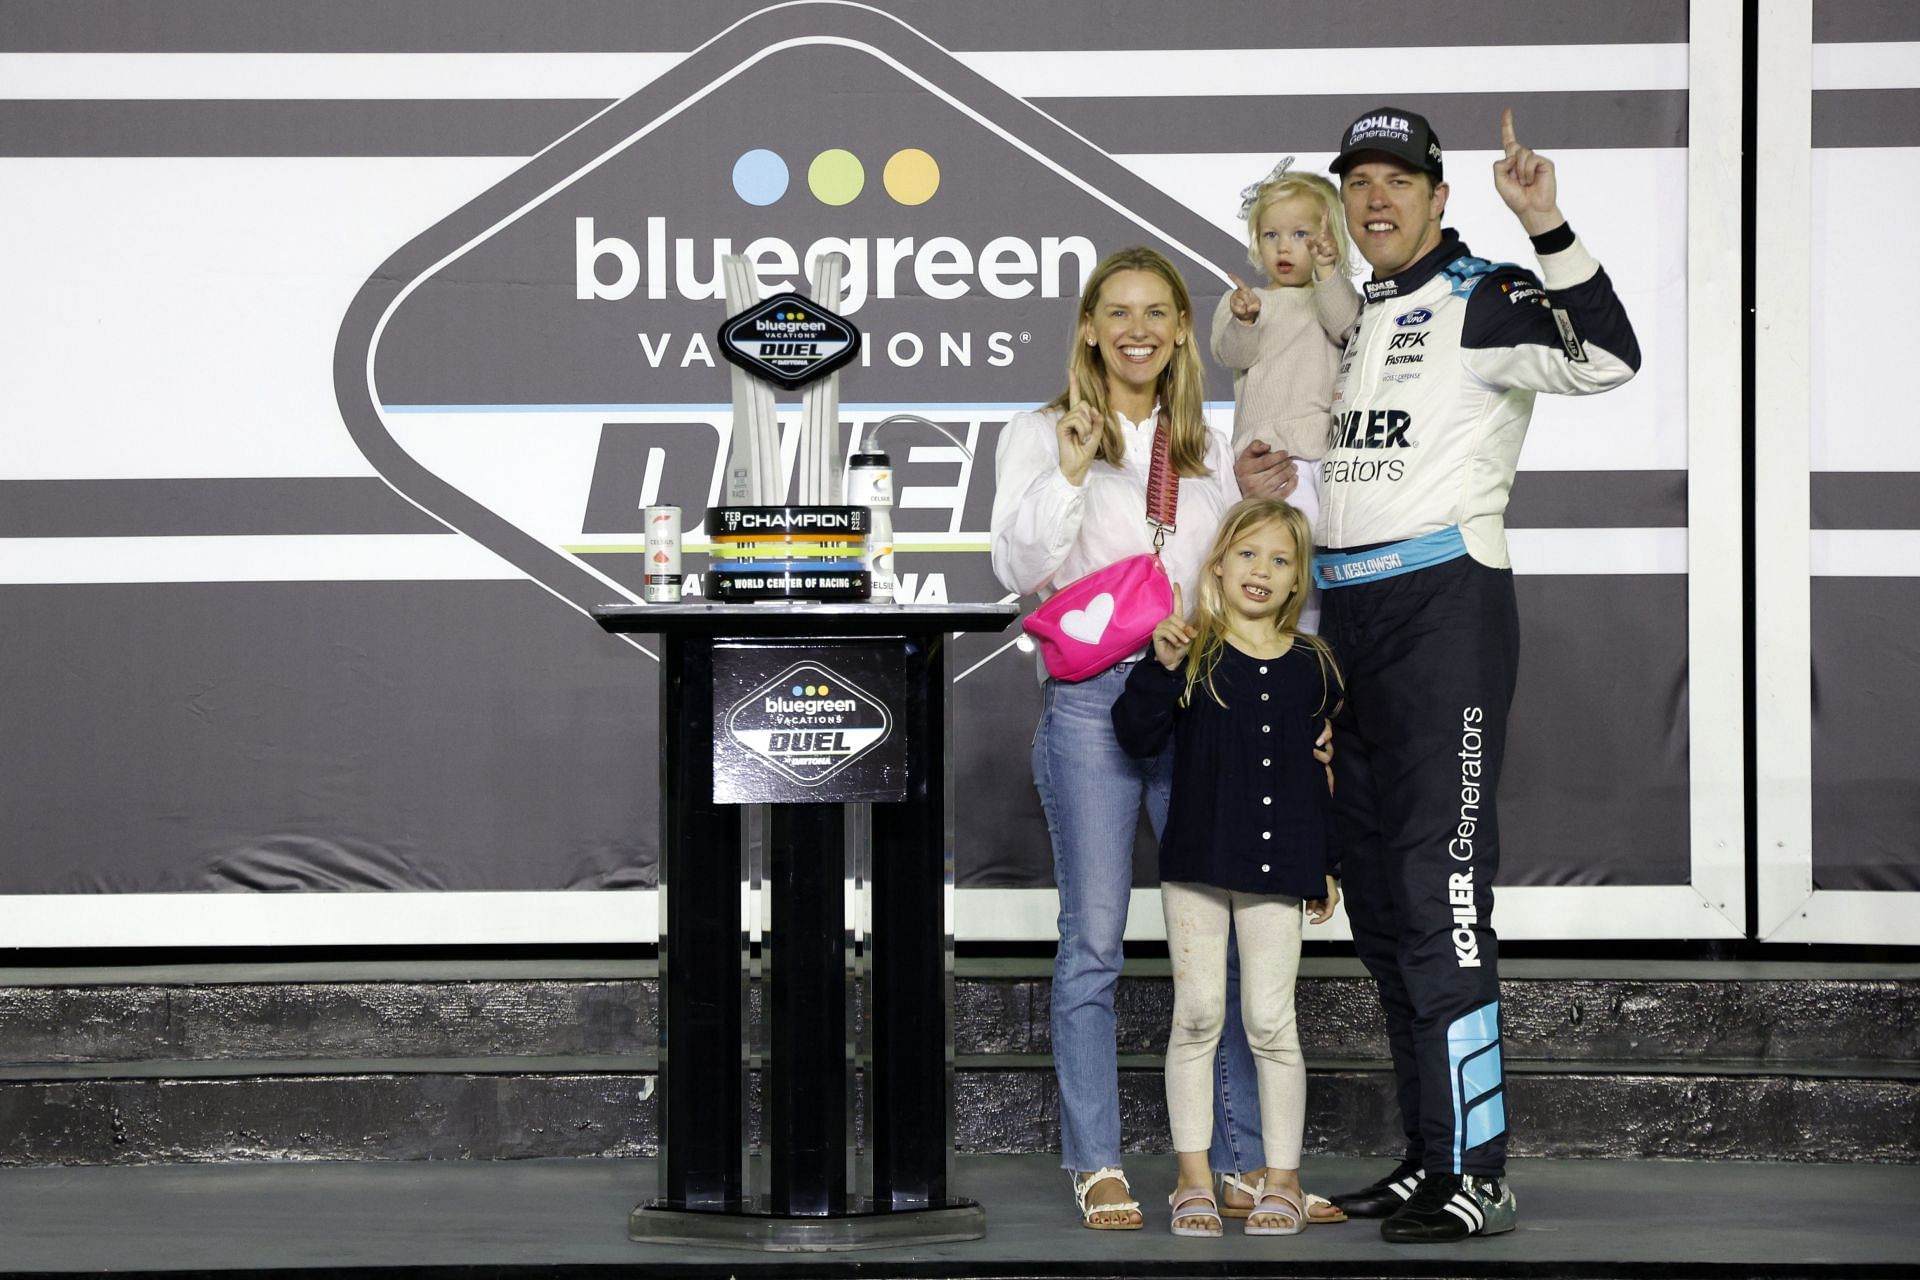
left=708, top=252, right=869, bottom=602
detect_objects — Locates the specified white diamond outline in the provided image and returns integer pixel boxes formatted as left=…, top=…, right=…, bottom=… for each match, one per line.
left=723, top=657, right=897, bottom=789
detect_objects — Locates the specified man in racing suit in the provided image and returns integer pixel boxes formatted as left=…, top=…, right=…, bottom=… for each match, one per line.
left=1295, top=107, right=1638, bottom=1242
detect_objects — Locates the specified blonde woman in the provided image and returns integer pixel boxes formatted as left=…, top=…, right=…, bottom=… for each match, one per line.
left=991, top=249, right=1328, bottom=1230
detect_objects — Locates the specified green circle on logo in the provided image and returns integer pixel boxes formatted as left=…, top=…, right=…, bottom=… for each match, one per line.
left=808, top=149, right=865, bottom=206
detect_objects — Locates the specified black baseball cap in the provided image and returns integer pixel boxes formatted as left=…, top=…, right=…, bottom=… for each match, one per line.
left=1331, top=107, right=1444, bottom=181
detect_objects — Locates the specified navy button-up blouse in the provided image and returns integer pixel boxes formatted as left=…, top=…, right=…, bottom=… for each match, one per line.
left=1110, top=642, right=1335, bottom=898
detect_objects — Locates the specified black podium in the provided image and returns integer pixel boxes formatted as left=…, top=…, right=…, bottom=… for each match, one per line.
left=593, top=601, right=1017, bottom=1251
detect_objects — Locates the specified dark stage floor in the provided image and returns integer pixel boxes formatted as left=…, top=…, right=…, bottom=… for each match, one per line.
left=0, top=1154, right=1915, bottom=1278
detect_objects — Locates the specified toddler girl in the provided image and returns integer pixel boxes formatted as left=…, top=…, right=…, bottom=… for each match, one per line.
left=1211, top=160, right=1360, bottom=548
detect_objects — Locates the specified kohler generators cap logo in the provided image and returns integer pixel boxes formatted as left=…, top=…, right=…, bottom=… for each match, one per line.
left=727, top=661, right=892, bottom=787
left=719, top=293, right=861, bottom=390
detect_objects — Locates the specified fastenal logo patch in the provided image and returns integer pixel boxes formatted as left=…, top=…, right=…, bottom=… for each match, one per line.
left=726, top=661, right=892, bottom=787
left=333, top=0, right=1246, bottom=628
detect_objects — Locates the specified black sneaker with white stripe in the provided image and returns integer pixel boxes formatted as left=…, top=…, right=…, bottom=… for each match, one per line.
left=1327, top=1159, right=1424, bottom=1218
left=1379, top=1172, right=1518, bottom=1242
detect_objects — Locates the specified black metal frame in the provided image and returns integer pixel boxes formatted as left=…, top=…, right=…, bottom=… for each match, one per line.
left=595, top=602, right=1015, bottom=1251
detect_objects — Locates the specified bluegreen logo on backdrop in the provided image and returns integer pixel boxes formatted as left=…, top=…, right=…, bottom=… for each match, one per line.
left=333, top=1, right=1246, bottom=621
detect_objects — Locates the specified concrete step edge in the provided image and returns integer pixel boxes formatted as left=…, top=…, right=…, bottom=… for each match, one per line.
left=3, top=957, right=1917, bottom=988
left=3, top=1055, right=1915, bottom=1084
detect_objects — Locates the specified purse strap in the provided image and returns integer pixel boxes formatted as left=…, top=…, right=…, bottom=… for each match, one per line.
left=1146, top=410, right=1179, bottom=552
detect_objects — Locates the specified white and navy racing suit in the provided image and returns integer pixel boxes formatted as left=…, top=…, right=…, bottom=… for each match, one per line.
left=1316, top=224, right=1639, bottom=1178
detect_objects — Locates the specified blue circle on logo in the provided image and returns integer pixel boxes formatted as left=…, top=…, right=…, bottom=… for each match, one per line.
left=733, top=150, right=789, bottom=206
left=792, top=685, right=804, bottom=697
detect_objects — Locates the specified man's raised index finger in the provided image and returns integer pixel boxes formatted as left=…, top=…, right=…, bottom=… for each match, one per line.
left=1500, top=107, right=1518, bottom=154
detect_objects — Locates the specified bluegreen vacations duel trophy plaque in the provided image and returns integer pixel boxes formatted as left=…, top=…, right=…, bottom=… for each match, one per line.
left=707, top=252, right=870, bottom=603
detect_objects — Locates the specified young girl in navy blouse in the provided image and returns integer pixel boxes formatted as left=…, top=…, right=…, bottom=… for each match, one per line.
left=1111, top=496, right=1344, bottom=1237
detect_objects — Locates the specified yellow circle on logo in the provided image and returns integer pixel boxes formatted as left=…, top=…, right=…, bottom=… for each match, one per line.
left=884, top=148, right=940, bottom=205
left=808, top=149, right=865, bottom=206
left=817, top=685, right=830, bottom=696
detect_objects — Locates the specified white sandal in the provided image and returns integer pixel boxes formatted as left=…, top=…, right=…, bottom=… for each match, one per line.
left=1304, top=1191, right=1348, bottom=1224
left=1221, top=1171, right=1345, bottom=1226
left=1168, top=1185, right=1223, bottom=1237
left=1216, top=1170, right=1259, bottom=1219
left=1071, top=1167, right=1143, bottom=1230
left=1244, top=1180, right=1306, bottom=1237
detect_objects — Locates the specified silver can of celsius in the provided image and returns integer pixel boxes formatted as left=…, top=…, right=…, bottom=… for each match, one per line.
left=643, top=505, right=683, bottom=603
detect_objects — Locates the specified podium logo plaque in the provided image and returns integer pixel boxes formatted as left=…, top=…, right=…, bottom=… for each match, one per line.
left=715, top=654, right=904, bottom=802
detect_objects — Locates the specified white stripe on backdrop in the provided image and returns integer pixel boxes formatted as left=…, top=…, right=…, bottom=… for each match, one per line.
left=0, top=46, right=1688, bottom=100
left=0, top=528, right=1687, bottom=585
left=0, top=882, right=1732, bottom=948
left=0, top=535, right=520, bottom=584
left=1811, top=531, right=1920, bottom=576
left=1812, top=40, right=1920, bottom=88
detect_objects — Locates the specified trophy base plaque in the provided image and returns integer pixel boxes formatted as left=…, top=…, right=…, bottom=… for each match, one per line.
left=707, top=505, right=872, bottom=603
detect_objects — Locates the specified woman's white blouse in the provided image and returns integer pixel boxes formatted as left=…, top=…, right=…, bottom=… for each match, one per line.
left=989, top=404, right=1243, bottom=611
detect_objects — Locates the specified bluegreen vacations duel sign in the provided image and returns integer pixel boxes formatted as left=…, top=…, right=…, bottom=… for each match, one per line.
left=717, top=293, right=861, bottom=391
left=712, top=651, right=905, bottom=803
left=332, top=0, right=1243, bottom=620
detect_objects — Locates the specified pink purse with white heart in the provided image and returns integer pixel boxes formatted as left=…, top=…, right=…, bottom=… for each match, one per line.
left=1020, top=414, right=1181, bottom=682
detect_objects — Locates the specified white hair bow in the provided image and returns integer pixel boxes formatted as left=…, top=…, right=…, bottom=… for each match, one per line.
left=1237, top=156, right=1296, bottom=217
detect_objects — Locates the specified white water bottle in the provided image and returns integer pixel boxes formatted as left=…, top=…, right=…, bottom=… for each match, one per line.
left=845, top=438, right=895, bottom=603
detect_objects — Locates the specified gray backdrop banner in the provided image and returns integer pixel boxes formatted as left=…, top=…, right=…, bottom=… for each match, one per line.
left=0, top=0, right=1728, bottom=922
left=1809, top=1, right=1920, bottom=893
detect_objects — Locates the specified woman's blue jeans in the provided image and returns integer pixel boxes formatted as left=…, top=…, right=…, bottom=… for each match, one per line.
left=1032, top=662, right=1265, bottom=1175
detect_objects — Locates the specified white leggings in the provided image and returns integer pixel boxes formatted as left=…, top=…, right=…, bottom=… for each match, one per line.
left=1161, top=881, right=1306, bottom=1170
